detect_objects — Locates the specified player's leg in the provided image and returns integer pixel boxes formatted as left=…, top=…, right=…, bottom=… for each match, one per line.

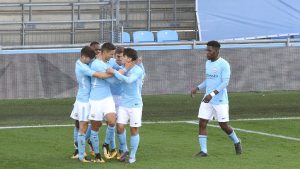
left=70, top=102, right=80, bottom=159
left=89, top=100, right=105, bottom=163
left=109, top=95, right=120, bottom=158
left=103, top=113, right=116, bottom=159
left=102, top=121, right=110, bottom=159
left=102, top=97, right=117, bottom=160
left=214, top=104, right=242, bottom=155
left=78, top=121, right=90, bottom=162
left=195, top=102, right=214, bottom=157
left=85, top=124, right=94, bottom=156
left=71, top=120, right=79, bottom=158
left=109, top=126, right=117, bottom=158
left=128, top=107, right=142, bottom=164
left=116, top=125, right=128, bottom=160
left=76, top=102, right=93, bottom=162
left=117, top=106, right=130, bottom=162
left=90, top=120, right=105, bottom=162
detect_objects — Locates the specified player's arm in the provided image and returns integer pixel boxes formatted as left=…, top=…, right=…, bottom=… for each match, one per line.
left=191, top=80, right=206, bottom=97
left=92, top=72, right=113, bottom=79
left=86, top=62, right=114, bottom=79
left=215, top=63, right=230, bottom=92
left=81, top=64, right=111, bottom=79
left=103, top=67, right=127, bottom=84
left=113, top=69, right=141, bottom=83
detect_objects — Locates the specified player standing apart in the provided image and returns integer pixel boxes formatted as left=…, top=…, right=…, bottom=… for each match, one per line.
left=191, top=40, right=242, bottom=157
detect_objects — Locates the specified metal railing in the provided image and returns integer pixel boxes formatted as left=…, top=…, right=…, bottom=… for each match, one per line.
left=0, top=1, right=120, bottom=46
left=1, top=38, right=299, bottom=50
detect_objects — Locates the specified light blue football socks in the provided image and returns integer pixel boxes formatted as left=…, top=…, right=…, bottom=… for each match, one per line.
left=77, top=133, right=86, bottom=160
left=199, top=135, right=207, bottom=153
left=73, top=127, right=79, bottom=146
left=118, top=130, right=128, bottom=152
left=109, top=126, right=116, bottom=150
left=229, top=130, right=240, bottom=144
left=130, top=134, right=140, bottom=159
left=90, top=130, right=100, bottom=154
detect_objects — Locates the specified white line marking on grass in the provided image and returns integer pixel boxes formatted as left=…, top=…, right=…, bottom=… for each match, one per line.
left=1, top=118, right=300, bottom=142
left=0, top=121, right=189, bottom=130
left=185, top=121, right=300, bottom=142
left=232, top=117, right=300, bottom=121
left=0, top=124, right=73, bottom=130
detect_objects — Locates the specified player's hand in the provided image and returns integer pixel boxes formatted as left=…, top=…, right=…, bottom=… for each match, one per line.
left=106, top=67, right=114, bottom=74
left=119, top=69, right=125, bottom=74
left=202, top=95, right=212, bottom=103
left=190, top=87, right=198, bottom=98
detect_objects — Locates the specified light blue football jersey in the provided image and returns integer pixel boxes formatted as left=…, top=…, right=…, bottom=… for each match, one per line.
left=89, top=59, right=117, bottom=100
left=198, top=57, right=230, bottom=105
left=108, top=58, right=123, bottom=96
left=75, top=59, right=96, bottom=102
left=114, top=65, right=144, bottom=108
left=108, top=58, right=123, bottom=70
left=109, top=59, right=145, bottom=96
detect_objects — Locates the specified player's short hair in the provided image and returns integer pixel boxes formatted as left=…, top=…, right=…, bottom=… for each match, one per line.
left=101, top=42, right=116, bottom=52
left=207, top=40, right=221, bottom=49
left=115, top=46, right=125, bottom=54
left=124, top=48, right=138, bottom=61
left=89, top=41, right=100, bottom=47
left=81, top=46, right=95, bottom=59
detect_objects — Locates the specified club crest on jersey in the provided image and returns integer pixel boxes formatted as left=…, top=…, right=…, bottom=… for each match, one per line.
left=212, top=67, right=218, bottom=73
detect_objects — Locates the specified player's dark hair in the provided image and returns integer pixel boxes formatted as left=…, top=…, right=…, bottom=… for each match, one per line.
left=89, top=41, right=100, bottom=47
left=101, top=42, right=116, bottom=52
left=207, top=40, right=221, bottom=49
left=115, top=46, right=125, bottom=54
left=124, top=48, right=138, bottom=61
left=81, top=46, right=95, bottom=59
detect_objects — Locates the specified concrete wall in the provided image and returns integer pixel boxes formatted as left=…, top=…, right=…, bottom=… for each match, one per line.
left=0, top=46, right=299, bottom=99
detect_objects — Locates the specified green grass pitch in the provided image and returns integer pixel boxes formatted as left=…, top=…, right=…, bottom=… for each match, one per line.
left=0, top=91, right=299, bottom=168
left=0, top=121, right=299, bottom=169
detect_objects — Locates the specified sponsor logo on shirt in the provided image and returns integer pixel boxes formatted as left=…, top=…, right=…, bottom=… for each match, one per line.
left=206, top=74, right=218, bottom=78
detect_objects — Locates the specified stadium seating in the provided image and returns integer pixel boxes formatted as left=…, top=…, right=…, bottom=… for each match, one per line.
left=122, top=32, right=131, bottom=43
left=157, top=30, right=179, bottom=42
left=133, top=31, right=155, bottom=43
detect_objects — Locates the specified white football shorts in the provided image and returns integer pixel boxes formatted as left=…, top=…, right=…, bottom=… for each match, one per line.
left=89, top=97, right=116, bottom=121
left=198, top=102, right=229, bottom=122
left=117, top=106, right=142, bottom=127
left=70, top=101, right=91, bottom=122
left=113, top=95, right=122, bottom=114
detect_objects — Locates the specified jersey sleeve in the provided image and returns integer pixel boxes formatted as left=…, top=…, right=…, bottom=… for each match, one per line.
left=197, top=80, right=206, bottom=90
left=216, top=61, right=230, bottom=92
left=81, top=64, right=96, bottom=77
left=114, top=68, right=142, bottom=84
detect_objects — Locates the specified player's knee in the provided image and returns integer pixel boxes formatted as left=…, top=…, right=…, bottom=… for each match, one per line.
left=91, top=121, right=102, bottom=131
left=117, top=125, right=125, bottom=134
left=106, top=113, right=116, bottom=125
left=130, top=127, right=139, bottom=135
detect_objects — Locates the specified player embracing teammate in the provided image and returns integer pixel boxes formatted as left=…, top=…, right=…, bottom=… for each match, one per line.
left=70, top=42, right=145, bottom=164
